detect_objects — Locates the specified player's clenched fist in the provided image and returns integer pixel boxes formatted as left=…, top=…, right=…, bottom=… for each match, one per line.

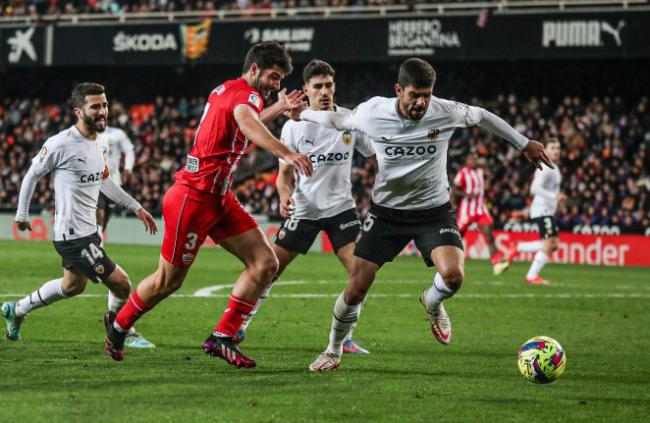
left=284, top=152, right=313, bottom=176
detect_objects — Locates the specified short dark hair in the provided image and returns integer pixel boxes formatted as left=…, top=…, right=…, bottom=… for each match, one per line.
left=71, top=82, right=105, bottom=109
left=397, top=58, right=436, bottom=89
left=302, top=59, right=335, bottom=84
left=544, top=137, right=560, bottom=147
left=242, top=42, right=293, bottom=76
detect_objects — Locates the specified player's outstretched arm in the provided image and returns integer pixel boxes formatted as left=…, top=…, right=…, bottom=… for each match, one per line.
left=260, top=89, right=307, bottom=124
left=234, top=104, right=313, bottom=176
left=14, top=166, right=41, bottom=231
left=100, top=178, right=158, bottom=234
left=475, top=109, right=553, bottom=170
left=296, top=109, right=355, bottom=131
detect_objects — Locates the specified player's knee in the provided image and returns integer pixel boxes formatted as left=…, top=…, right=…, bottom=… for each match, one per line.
left=439, top=267, right=464, bottom=291
left=549, top=238, right=560, bottom=251
left=251, top=254, right=280, bottom=284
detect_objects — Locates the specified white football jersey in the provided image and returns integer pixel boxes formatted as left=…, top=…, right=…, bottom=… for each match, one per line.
left=346, top=96, right=484, bottom=210
left=103, top=126, right=134, bottom=186
left=29, top=126, right=110, bottom=241
left=529, top=164, right=562, bottom=218
left=280, top=109, right=374, bottom=220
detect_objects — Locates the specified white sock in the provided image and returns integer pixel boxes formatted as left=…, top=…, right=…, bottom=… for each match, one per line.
left=239, top=283, right=273, bottom=333
left=423, top=273, right=456, bottom=310
left=326, top=292, right=361, bottom=356
left=517, top=240, right=544, bottom=253
left=108, top=290, right=127, bottom=313
left=14, top=278, right=67, bottom=317
left=527, top=251, right=549, bottom=279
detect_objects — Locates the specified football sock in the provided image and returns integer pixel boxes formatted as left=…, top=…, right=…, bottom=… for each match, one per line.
left=14, top=278, right=66, bottom=318
left=213, top=295, right=256, bottom=337
left=423, top=273, right=456, bottom=310
left=326, top=292, right=361, bottom=356
left=527, top=251, right=549, bottom=279
left=490, top=252, right=504, bottom=265
left=107, top=290, right=127, bottom=313
left=113, top=289, right=152, bottom=333
left=238, top=283, right=273, bottom=333
left=517, top=240, right=544, bottom=253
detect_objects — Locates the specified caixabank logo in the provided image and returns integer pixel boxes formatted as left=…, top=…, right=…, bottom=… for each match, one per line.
left=542, top=20, right=626, bottom=47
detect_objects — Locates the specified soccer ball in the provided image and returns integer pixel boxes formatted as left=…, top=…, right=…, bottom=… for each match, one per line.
left=517, top=336, right=566, bottom=384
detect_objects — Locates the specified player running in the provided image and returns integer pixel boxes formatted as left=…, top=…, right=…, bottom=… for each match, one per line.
left=294, top=58, right=552, bottom=372
left=453, top=153, right=514, bottom=275
left=2, top=83, right=158, bottom=345
left=234, top=60, right=376, bottom=355
left=103, top=42, right=313, bottom=368
left=514, top=138, right=564, bottom=285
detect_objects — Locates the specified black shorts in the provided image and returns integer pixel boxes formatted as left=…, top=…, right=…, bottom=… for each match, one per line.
left=274, top=208, right=361, bottom=254
left=53, top=233, right=116, bottom=283
left=532, top=216, right=559, bottom=239
left=354, top=202, right=464, bottom=267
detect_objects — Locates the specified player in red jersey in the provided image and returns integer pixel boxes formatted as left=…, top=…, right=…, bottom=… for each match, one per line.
left=453, top=153, right=514, bottom=275
left=103, top=42, right=313, bottom=367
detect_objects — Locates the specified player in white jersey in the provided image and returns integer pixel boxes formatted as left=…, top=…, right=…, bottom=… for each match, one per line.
left=97, top=125, right=135, bottom=233
left=96, top=125, right=154, bottom=348
left=515, top=138, right=564, bottom=285
left=2, top=83, right=158, bottom=348
left=234, top=60, right=376, bottom=355
left=294, top=59, right=553, bottom=372
left=453, top=153, right=515, bottom=275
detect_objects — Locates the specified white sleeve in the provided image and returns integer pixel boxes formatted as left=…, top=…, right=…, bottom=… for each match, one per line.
left=15, top=167, right=40, bottom=222
left=299, top=109, right=356, bottom=131
left=100, top=178, right=142, bottom=212
left=530, top=169, right=556, bottom=200
left=476, top=109, right=529, bottom=151
left=15, top=141, right=61, bottom=221
left=354, top=132, right=375, bottom=158
left=120, top=130, right=135, bottom=172
left=442, top=100, right=529, bottom=151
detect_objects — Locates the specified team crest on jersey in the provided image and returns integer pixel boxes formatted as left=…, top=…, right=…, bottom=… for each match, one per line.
left=428, top=129, right=440, bottom=141
left=342, top=131, right=352, bottom=145
left=277, top=229, right=286, bottom=240
left=182, top=253, right=196, bottom=265
left=38, top=146, right=48, bottom=162
left=94, top=264, right=105, bottom=275
left=248, top=93, right=261, bottom=109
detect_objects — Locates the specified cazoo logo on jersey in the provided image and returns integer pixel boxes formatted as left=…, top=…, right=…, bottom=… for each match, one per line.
left=388, top=19, right=460, bottom=56
left=244, top=27, right=314, bottom=52
left=542, top=20, right=625, bottom=47
left=113, top=31, right=178, bottom=52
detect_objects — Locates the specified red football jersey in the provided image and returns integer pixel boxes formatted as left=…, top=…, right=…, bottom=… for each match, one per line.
left=454, top=166, right=490, bottom=221
left=175, top=77, right=264, bottom=194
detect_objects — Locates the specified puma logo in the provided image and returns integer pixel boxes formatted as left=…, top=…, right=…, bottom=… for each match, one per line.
left=601, top=20, right=625, bottom=46
left=304, top=139, right=315, bottom=146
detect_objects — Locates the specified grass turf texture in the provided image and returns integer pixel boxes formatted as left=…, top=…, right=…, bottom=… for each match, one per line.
left=0, top=239, right=649, bottom=422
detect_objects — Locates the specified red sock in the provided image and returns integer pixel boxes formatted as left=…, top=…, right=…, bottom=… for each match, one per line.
left=213, top=295, right=256, bottom=337
left=490, top=252, right=504, bottom=265
left=115, top=289, right=152, bottom=332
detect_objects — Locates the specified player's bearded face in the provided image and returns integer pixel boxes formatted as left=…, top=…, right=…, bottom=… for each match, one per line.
left=253, top=66, right=284, bottom=99
left=78, top=94, right=108, bottom=133
left=397, top=85, right=432, bottom=120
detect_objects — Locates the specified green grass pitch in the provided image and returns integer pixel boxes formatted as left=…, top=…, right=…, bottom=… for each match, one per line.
left=0, top=239, right=649, bottom=422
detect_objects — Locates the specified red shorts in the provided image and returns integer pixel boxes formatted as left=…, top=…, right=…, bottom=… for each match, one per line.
left=160, top=183, right=258, bottom=267
left=458, top=212, right=494, bottom=234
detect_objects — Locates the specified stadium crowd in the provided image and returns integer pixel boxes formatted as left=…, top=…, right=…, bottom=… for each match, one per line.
left=1, top=91, right=648, bottom=233
left=1, top=0, right=485, bottom=17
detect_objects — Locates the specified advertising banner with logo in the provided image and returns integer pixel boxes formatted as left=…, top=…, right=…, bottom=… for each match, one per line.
left=0, top=26, right=47, bottom=66
left=2, top=11, right=648, bottom=66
